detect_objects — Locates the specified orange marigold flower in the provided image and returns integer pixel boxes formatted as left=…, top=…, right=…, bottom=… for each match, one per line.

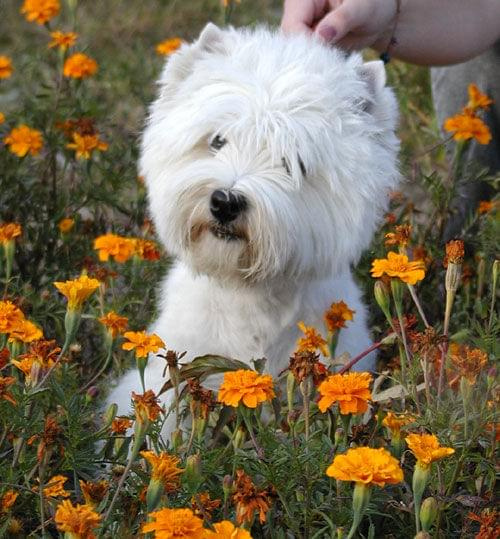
left=444, top=113, right=492, bottom=145
left=133, top=238, right=161, bottom=261
left=468, top=509, right=500, bottom=539
left=98, top=311, right=128, bottom=338
left=48, top=31, right=78, bottom=50
left=66, top=132, right=108, bottom=159
left=122, top=331, right=165, bottom=358
left=0, top=300, right=25, bottom=334
left=478, top=200, right=496, bottom=214
left=317, top=372, right=372, bottom=414
left=326, top=446, right=403, bottom=487
left=324, top=300, right=355, bottom=332
left=384, top=224, right=412, bottom=248
left=371, top=251, right=426, bottom=285
left=54, top=274, right=101, bottom=311
left=448, top=343, right=488, bottom=387
left=141, top=451, right=184, bottom=492
left=8, top=318, right=43, bottom=343
left=42, top=475, right=70, bottom=498
left=58, top=217, right=75, bottom=234
left=142, top=507, right=206, bottom=538
left=54, top=499, right=101, bottom=539
left=132, top=390, right=163, bottom=422
left=466, top=84, right=493, bottom=112
left=297, top=321, right=329, bottom=356
left=210, top=520, right=252, bottom=539
left=110, top=416, right=132, bottom=434
left=0, top=376, right=17, bottom=405
left=4, top=124, right=43, bottom=157
left=0, top=56, right=13, bottom=79
left=0, top=490, right=18, bottom=512
left=156, top=37, right=183, bottom=56
left=445, top=239, right=464, bottom=265
left=405, top=433, right=455, bottom=468
left=63, top=53, right=98, bottom=79
left=93, top=234, right=135, bottom=263
left=382, top=411, right=414, bottom=436
left=79, top=480, right=109, bottom=508
left=218, top=369, right=275, bottom=408
left=21, top=0, right=60, bottom=24
left=0, top=223, right=22, bottom=245
left=232, top=469, right=273, bottom=526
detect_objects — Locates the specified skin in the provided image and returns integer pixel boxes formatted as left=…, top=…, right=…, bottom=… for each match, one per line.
left=281, top=0, right=500, bottom=66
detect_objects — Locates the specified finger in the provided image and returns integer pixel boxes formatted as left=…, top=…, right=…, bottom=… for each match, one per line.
left=315, top=2, right=372, bottom=43
left=281, top=0, right=319, bottom=32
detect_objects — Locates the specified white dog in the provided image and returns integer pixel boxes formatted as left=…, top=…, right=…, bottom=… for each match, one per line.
left=107, top=24, right=399, bottom=432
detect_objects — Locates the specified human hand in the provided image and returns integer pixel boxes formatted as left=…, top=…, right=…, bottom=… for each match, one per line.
left=281, top=0, right=398, bottom=52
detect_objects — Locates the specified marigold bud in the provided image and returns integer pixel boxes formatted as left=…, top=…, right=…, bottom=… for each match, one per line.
left=419, top=497, right=438, bottom=532
left=374, top=280, right=391, bottom=318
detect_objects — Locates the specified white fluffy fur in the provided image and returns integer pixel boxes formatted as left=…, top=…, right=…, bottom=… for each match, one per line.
left=106, top=24, right=399, bottom=435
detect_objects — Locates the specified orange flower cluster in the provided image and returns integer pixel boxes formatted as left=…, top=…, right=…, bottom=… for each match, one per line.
left=326, top=447, right=403, bottom=487
left=371, top=251, right=426, bottom=285
left=41, top=475, right=70, bottom=498
left=110, top=416, right=132, bottom=434
left=0, top=56, right=13, bottom=79
left=0, top=223, right=22, bottom=245
left=48, top=30, right=78, bottom=50
left=385, top=224, right=412, bottom=248
left=142, top=507, right=206, bottom=538
left=478, top=200, right=497, bottom=214
left=210, top=520, right=252, bottom=538
left=0, top=490, right=18, bottom=512
left=53, top=274, right=101, bottom=311
left=94, top=233, right=161, bottom=262
left=63, top=53, right=98, bottom=79
left=382, top=411, right=414, bottom=436
left=444, top=84, right=492, bottom=145
left=79, top=480, right=109, bottom=508
left=122, top=331, right=165, bottom=358
left=132, top=390, right=163, bottom=422
left=468, top=509, right=500, bottom=539
left=296, top=321, right=329, bottom=356
left=156, top=37, right=183, bottom=56
left=445, top=239, right=465, bottom=265
left=0, top=300, right=43, bottom=344
left=405, top=433, right=455, bottom=468
left=141, top=450, right=184, bottom=491
left=232, top=469, right=273, bottom=525
left=98, top=311, right=128, bottom=338
left=4, top=125, right=43, bottom=157
left=66, top=132, right=108, bottom=159
left=54, top=499, right=101, bottom=539
left=58, top=217, right=75, bottom=234
left=190, top=492, right=221, bottom=520
left=317, top=372, right=372, bottom=415
left=21, top=0, right=60, bottom=25
left=448, top=343, right=488, bottom=387
left=218, top=369, right=275, bottom=408
left=324, top=300, right=355, bottom=332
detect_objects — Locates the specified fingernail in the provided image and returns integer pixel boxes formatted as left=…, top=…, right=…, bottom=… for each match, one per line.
left=318, top=25, right=337, bottom=42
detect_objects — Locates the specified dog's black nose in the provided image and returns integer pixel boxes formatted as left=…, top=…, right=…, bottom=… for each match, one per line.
left=210, top=189, right=247, bottom=224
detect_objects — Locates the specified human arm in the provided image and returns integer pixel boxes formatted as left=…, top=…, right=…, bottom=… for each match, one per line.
left=281, top=0, right=500, bottom=66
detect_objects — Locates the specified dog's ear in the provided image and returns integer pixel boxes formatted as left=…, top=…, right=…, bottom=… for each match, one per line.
left=158, top=23, right=226, bottom=96
left=356, top=60, right=387, bottom=113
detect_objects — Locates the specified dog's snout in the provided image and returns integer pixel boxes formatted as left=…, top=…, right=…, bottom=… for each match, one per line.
left=210, top=189, right=247, bottom=224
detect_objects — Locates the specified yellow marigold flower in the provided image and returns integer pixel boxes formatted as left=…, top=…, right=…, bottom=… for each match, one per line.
left=297, top=321, right=329, bottom=356
left=405, top=433, right=455, bottom=468
left=0, top=490, right=18, bottom=512
left=218, top=369, right=275, bottom=408
left=0, top=223, right=22, bottom=245
left=58, top=217, right=75, bottom=233
left=8, top=318, right=43, bottom=343
left=466, top=84, right=493, bottom=112
left=4, top=124, right=43, bottom=157
left=79, top=480, right=109, bottom=508
left=371, top=251, right=426, bottom=285
left=0, top=56, right=13, bottom=79
left=0, top=376, right=17, bottom=405
left=318, top=372, right=372, bottom=414
left=210, top=521, right=252, bottom=538
left=98, top=311, right=128, bottom=338
left=156, top=37, right=183, bottom=56
left=140, top=451, right=184, bottom=491
left=53, top=275, right=101, bottom=311
left=54, top=499, right=101, bottom=539
left=110, top=416, right=132, bottom=434
left=133, top=238, right=161, bottom=261
left=132, top=390, right=163, bottom=422
left=448, top=343, right=488, bottom=386
left=122, top=331, right=165, bottom=358
left=326, top=446, right=403, bottom=487
left=444, top=113, right=492, bottom=145
left=21, top=0, right=60, bottom=24
left=0, top=300, right=25, bottom=333
left=66, top=132, right=108, bottom=159
left=48, top=30, right=78, bottom=50
left=142, top=507, right=206, bottom=538
left=93, top=233, right=135, bottom=263
left=324, top=300, right=355, bottom=332
left=382, top=411, right=413, bottom=436
left=42, top=475, right=70, bottom=498
left=63, top=53, right=98, bottom=79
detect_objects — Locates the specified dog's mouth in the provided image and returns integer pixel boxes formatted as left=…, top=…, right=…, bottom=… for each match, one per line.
left=209, top=223, right=244, bottom=241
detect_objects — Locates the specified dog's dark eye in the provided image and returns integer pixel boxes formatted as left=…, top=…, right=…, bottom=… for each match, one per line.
left=210, top=135, right=227, bottom=151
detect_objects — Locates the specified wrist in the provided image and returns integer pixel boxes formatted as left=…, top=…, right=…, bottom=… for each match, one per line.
left=372, top=0, right=403, bottom=54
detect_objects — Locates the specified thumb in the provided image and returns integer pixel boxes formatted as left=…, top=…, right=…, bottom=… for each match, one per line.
left=315, top=3, right=370, bottom=44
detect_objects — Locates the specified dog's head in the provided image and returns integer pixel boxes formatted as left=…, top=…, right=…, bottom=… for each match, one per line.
left=141, top=24, right=399, bottom=283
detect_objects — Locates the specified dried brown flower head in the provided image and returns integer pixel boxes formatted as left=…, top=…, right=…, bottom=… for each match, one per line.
left=288, top=350, right=328, bottom=386
left=187, top=378, right=217, bottom=419
left=385, top=224, right=412, bottom=247
left=132, top=390, right=163, bottom=423
left=232, top=469, right=274, bottom=525
left=445, top=239, right=465, bottom=265
left=190, top=491, right=221, bottom=519
left=448, top=343, right=488, bottom=387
